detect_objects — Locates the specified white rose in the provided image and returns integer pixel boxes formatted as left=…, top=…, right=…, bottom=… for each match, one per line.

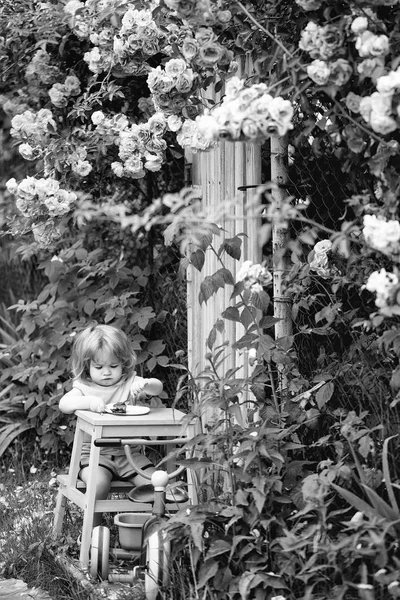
left=165, top=58, right=187, bottom=77
left=376, top=70, right=400, bottom=94
left=6, top=178, right=18, bottom=194
left=351, top=16, right=368, bottom=35
left=224, top=76, right=244, bottom=100
left=369, top=112, right=397, bottom=135
left=314, top=239, right=332, bottom=254
left=241, top=117, right=259, bottom=140
left=385, top=220, right=400, bottom=243
left=167, top=115, right=182, bottom=132
left=359, top=96, right=372, bottom=123
left=19, top=143, right=36, bottom=160
left=196, top=114, right=220, bottom=143
left=72, top=160, right=92, bottom=177
left=370, top=91, right=392, bottom=115
left=307, top=60, right=331, bottom=85
left=368, top=34, right=390, bottom=57
left=91, top=111, right=105, bottom=125
left=236, top=260, right=254, bottom=282
left=111, top=162, right=124, bottom=177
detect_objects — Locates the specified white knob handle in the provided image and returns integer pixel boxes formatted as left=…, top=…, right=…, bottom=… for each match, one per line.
left=151, top=470, right=169, bottom=489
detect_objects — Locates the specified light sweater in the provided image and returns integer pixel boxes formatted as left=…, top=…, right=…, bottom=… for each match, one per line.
left=72, top=373, right=146, bottom=406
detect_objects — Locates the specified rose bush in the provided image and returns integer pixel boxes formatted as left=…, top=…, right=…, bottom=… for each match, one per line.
left=2, top=0, right=400, bottom=598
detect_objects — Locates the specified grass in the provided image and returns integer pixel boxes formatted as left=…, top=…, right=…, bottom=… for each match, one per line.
left=0, top=463, right=89, bottom=599
left=0, top=459, right=144, bottom=599
left=0, top=456, right=191, bottom=600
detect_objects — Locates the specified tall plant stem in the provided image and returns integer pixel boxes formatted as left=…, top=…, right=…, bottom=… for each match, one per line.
left=267, top=358, right=281, bottom=425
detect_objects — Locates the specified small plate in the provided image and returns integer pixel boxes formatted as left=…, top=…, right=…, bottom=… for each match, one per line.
left=105, top=404, right=150, bottom=416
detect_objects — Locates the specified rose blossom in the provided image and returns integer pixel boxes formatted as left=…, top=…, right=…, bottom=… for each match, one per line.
left=376, top=68, right=400, bottom=94
left=167, top=115, right=182, bottom=132
left=356, top=31, right=389, bottom=58
left=111, top=162, right=124, bottom=177
left=165, top=58, right=187, bottom=77
left=299, top=22, right=321, bottom=58
left=17, top=177, right=37, bottom=199
left=314, top=240, right=332, bottom=254
left=345, top=92, right=361, bottom=113
left=268, top=98, right=294, bottom=130
left=365, top=269, right=398, bottom=308
left=369, top=113, right=397, bottom=135
left=198, top=42, right=224, bottom=65
left=175, top=70, right=195, bottom=93
left=241, top=118, right=259, bottom=139
left=369, top=91, right=392, bottom=115
left=91, top=111, right=105, bottom=125
left=307, top=60, right=331, bottom=85
left=64, top=75, right=81, bottom=96
left=147, top=68, right=175, bottom=93
left=357, top=57, right=385, bottom=79
left=195, top=113, right=220, bottom=143
left=19, top=143, right=37, bottom=160
left=72, top=160, right=92, bottom=177
left=329, top=59, right=353, bottom=86
left=351, top=16, right=368, bottom=34
left=195, top=27, right=217, bottom=45
left=6, top=178, right=18, bottom=193
left=319, top=25, right=344, bottom=60
left=359, top=96, right=372, bottom=122
left=224, top=76, right=245, bottom=99
left=49, top=84, right=67, bottom=107
left=148, top=113, right=167, bottom=136
left=181, top=37, right=199, bottom=61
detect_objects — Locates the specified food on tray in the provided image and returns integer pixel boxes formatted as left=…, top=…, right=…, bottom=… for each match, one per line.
left=111, top=402, right=127, bottom=414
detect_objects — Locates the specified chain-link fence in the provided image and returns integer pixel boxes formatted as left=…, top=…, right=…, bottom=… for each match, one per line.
left=261, top=138, right=397, bottom=431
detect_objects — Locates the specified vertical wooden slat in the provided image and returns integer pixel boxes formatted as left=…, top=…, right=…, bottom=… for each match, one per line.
left=186, top=55, right=263, bottom=426
left=188, top=140, right=262, bottom=425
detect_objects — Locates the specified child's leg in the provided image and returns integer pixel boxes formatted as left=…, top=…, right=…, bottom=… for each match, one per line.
left=79, top=465, right=113, bottom=527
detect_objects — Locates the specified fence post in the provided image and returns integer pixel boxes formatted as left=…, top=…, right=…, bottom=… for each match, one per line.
left=270, top=135, right=292, bottom=393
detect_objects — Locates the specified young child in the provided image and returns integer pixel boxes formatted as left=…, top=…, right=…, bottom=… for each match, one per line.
left=59, top=323, right=164, bottom=526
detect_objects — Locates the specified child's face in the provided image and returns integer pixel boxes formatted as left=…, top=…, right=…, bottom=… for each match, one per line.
left=89, top=350, right=123, bottom=387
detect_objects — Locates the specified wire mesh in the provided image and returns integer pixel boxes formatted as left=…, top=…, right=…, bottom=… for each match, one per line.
left=265, top=138, right=397, bottom=431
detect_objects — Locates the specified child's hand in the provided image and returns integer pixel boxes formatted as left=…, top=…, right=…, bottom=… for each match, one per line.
left=131, top=381, right=148, bottom=402
left=89, top=397, right=106, bottom=413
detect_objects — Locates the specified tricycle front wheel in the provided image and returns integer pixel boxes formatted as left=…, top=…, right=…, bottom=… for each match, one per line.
left=90, top=526, right=110, bottom=580
left=144, top=527, right=170, bottom=600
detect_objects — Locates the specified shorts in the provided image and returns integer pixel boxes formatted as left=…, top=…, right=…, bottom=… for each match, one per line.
left=79, top=451, right=153, bottom=480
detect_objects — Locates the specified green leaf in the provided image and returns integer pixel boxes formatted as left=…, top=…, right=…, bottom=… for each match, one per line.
left=199, top=268, right=235, bottom=304
left=315, top=382, right=334, bottom=409
left=197, top=559, right=219, bottom=588
left=382, top=435, right=399, bottom=513
left=218, top=236, right=242, bottom=261
left=250, top=290, right=270, bottom=312
left=84, top=299, right=95, bottom=316
left=0, top=423, right=33, bottom=458
left=190, top=248, right=205, bottom=272
left=221, top=306, right=241, bottom=322
left=259, top=315, right=281, bottom=328
left=230, top=281, right=245, bottom=299
left=205, top=539, right=231, bottom=560
left=207, top=326, right=217, bottom=350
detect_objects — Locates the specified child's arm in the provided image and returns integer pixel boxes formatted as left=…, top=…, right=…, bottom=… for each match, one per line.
left=59, top=389, right=107, bottom=414
left=131, top=377, right=163, bottom=399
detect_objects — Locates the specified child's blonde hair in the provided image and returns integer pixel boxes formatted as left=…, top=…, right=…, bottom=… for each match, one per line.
left=71, top=324, right=137, bottom=381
